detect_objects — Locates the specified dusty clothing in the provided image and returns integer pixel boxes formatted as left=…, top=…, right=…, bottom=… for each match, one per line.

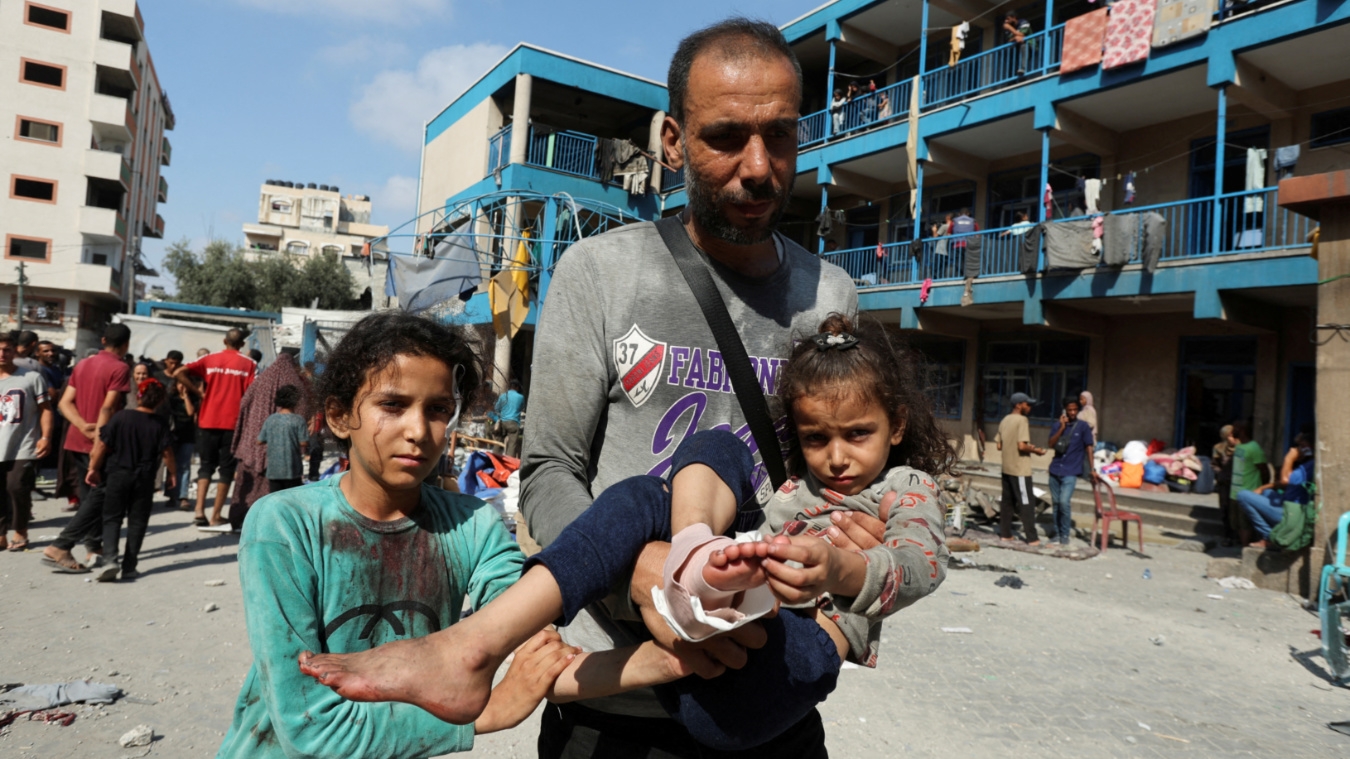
left=218, top=476, right=523, bottom=758
left=995, top=413, right=1033, bottom=477
left=766, top=467, right=949, bottom=667
left=0, top=368, right=48, bottom=461
left=520, top=219, right=856, bottom=718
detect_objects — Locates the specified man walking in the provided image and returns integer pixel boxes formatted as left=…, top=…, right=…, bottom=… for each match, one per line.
left=995, top=391, right=1044, bottom=545
left=161, top=350, right=196, bottom=509
left=171, top=329, right=255, bottom=531
left=42, top=324, right=132, bottom=572
left=521, top=18, right=859, bottom=757
left=491, top=379, right=525, bottom=459
left=1046, top=397, right=1095, bottom=546
left=0, top=331, right=54, bottom=552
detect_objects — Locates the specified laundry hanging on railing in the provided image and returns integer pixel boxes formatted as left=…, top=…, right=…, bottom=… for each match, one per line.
left=816, top=209, right=833, bottom=238
left=963, top=234, right=983, bottom=279
left=1103, top=0, right=1157, bottom=69
left=1124, top=171, right=1137, bottom=204
left=1102, top=213, right=1138, bottom=266
left=1044, top=219, right=1099, bottom=269
left=1244, top=147, right=1268, bottom=212
left=950, top=22, right=970, bottom=66
left=1021, top=225, right=1044, bottom=274
left=1151, top=0, right=1214, bottom=48
left=1085, top=179, right=1103, bottom=213
left=1061, top=8, right=1110, bottom=74
left=1140, top=212, right=1166, bottom=272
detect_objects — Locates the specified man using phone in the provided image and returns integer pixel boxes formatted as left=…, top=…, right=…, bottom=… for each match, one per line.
left=1047, top=398, right=1097, bottom=546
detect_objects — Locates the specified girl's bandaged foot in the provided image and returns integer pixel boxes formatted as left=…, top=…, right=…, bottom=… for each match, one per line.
left=652, top=525, right=775, bottom=642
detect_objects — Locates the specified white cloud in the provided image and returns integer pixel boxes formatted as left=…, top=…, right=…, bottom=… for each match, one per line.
left=235, top=0, right=452, bottom=23
left=314, top=35, right=410, bottom=69
left=350, top=43, right=511, bottom=154
left=371, top=175, right=420, bottom=226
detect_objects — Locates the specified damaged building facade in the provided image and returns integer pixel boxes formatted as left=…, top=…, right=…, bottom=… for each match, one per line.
left=414, top=0, right=1347, bottom=461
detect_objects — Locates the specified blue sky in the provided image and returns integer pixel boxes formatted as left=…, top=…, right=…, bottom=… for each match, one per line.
left=139, top=0, right=824, bottom=290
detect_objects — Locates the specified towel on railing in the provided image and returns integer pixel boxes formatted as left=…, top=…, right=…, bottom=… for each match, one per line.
left=1061, top=8, right=1110, bottom=74
left=1044, top=220, right=1098, bottom=269
left=1103, top=213, right=1138, bottom=266
left=1140, top=212, right=1166, bottom=273
left=1152, top=0, right=1214, bottom=48
left=1021, top=224, right=1043, bottom=274
left=1103, top=0, right=1157, bottom=69
left=963, top=234, right=983, bottom=279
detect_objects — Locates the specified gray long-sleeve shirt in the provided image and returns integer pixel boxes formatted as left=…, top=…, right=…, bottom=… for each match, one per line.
left=520, top=220, right=856, bottom=717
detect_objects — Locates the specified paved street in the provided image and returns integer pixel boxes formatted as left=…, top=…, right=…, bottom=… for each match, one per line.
left=2, top=494, right=1348, bottom=758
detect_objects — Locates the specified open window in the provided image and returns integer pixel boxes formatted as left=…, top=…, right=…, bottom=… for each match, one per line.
left=6, top=235, right=51, bottom=262
left=285, top=241, right=310, bottom=255
left=25, top=3, right=70, bottom=32
left=20, top=59, right=66, bottom=90
left=11, top=176, right=57, bottom=203
left=16, top=117, right=61, bottom=145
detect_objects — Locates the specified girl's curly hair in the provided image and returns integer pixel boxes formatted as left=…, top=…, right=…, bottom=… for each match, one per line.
left=316, top=312, right=482, bottom=450
left=777, top=312, right=957, bottom=478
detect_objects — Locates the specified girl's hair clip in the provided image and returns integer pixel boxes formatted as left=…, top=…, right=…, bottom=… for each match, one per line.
left=811, top=332, right=859, bottom=351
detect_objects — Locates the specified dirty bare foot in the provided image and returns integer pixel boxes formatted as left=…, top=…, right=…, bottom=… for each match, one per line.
left=299, top=626, right=501, bottom=724
left=704, top=541, right=771, bottom=592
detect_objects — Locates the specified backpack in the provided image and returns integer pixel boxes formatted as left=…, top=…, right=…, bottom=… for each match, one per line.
left=1268, top=491, right=1317, bottom=552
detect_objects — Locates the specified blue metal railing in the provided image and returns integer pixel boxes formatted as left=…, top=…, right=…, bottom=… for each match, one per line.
left=798, top=108, right=828, bottom=148
left=662, top=165, right=685, bottom=192
left=528, top=128, right=600, bottom=180
left=921, top=25, right=1064, bottom=109
left=488, top=124, right=511, bottom=173
left=826, top=188, right=1314, bottom=291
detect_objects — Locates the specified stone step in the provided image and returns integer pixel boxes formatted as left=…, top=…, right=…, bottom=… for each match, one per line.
left=964, top=472, right=1224, bottom=539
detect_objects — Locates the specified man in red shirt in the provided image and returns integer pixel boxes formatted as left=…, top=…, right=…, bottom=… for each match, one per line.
left=41, top=324, right=132, bottom=573
left=172, top=328, right=255, bottom=530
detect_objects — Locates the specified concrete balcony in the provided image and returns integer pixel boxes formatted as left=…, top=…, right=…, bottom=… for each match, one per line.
left=157, top=176, right=167, bottom=203
left=89, top=94, right=133, bottom=142
left=84, top=149, right=127, bottom=186
left=160, top=136, right=171, bottom=166
left=79, top=206, right=123, bottom=242
left=94, top=38, right=134, bottom=76
left=336, top=221, right=387, bottom=238
left=26, top=262, right=114, bottom=294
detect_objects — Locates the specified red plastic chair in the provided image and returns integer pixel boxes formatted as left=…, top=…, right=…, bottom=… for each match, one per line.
left=1090, top=479, right=1145, bottom=552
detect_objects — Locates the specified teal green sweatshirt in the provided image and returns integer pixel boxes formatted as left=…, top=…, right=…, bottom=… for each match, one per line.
left=217, top=475, right=524, bottom=758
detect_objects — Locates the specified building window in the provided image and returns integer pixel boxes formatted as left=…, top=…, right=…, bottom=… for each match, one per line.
left=10, top=295, right=63, bottom=325
left=20, top=59, right=66, bottom=90
left=15, top=116, right=61, bottom=145
left=980, top=338, right=1088, bottom=422
left=10, top=175, right=57, bottom=203
left=24, top=3, right=70, bottom=31
left=1311, top=107, right=1350, bottom=149
left=285, top=241, right=309, bottom=254
left=321, top=244, right=344, bottom=258
left=5, top=235, right=51, bottom=262
left=911, top=337, right=965, bottom=419
left=271, top=199, right=293, bottom=213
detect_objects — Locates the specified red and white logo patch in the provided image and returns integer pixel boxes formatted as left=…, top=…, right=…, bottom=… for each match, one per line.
left=614, top=325, right=666, bottom=408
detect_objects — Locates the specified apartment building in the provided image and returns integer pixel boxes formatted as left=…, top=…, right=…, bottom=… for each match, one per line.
left=416, top=0, right=1347, bottom=459
left=1, top=0, right=172, bottom=350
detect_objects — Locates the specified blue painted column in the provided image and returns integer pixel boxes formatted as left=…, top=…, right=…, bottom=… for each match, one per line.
left=818, top=184, right=830, bottom=254
left=918, top=0, right=930, bottom=100
left=825, top=37, right=837, bottom=141
left=912, top=160, right=924, bottom=281
left=1039, top=128, right=1051, bottom=223
left=1043, top=0, right=1055, bottom=72
left=1212, top=84, right=1227, bottom=256
left=537, top=195, right=559, bottom=304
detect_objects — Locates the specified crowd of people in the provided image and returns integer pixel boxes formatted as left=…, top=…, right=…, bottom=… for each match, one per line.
left=0, top=320, right=333, bottom=582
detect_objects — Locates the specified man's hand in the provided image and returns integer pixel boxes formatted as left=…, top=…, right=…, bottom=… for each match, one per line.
left=474, top=629, right=578, bottom=734
left=630, top=540, right=767, bottom=677
left=34, top=437, right=49, bottom=459
left=85, top=468, right=102, bottom=487
left=762, top=536, right=866, bottom=604
left=80, top=422, right=97, bottom=441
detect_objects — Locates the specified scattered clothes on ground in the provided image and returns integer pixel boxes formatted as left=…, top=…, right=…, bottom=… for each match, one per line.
left=0, top=708, right=77, bottom=728
left=2, top=680, right=121, bottom=709
left=994, top=574, right=1025, bottom=589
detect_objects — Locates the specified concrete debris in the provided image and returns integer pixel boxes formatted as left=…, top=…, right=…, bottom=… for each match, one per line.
left=1207, top=594, right=1224, bottom=600
left=1149, top=635, right=1166, bottom=646
left=1172, top=538, right=1213, bottom=552
left=118, top=724, right=154, bottom=748
left=1214, top=576, right=1257, bottom=590
left=940, top=627, right=974, bottom=634
left=204, top=580, right=226, bottom=587
left=203, top=603, right=219, bottom=613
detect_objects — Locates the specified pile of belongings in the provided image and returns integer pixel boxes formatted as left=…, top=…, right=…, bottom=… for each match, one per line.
left=1094, top=440, right=1213, bottom=494
left=456, top=450, right=521, bottom=528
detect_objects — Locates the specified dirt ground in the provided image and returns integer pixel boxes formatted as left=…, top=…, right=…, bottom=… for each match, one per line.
left=3, top=492, right=1349, bottom=758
